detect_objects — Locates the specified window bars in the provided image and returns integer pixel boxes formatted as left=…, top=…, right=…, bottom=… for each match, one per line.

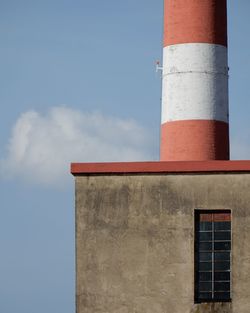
left=195, top=210, right=231, bottom=302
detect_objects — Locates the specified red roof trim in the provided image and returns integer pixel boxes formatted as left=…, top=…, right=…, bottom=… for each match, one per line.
left=71, top=160, right=250, bottom=175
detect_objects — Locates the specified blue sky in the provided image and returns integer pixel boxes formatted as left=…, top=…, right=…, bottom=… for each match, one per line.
left=0, top=1, right=250, bottom=312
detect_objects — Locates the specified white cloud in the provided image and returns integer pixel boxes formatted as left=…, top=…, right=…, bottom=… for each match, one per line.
left=1, top=106, right=156, bottom=186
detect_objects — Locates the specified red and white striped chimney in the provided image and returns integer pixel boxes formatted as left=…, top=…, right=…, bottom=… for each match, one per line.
left=160, top=0, right=230, bottom=161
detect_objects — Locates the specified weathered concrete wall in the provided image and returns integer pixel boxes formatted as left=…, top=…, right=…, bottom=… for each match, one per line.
left=75, top=173, right=250, bottom=313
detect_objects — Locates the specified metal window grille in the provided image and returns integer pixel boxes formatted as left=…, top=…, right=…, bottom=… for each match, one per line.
left=195, top=210, right=231, bottom=302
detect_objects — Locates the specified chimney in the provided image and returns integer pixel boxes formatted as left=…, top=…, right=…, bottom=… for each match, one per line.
left=160, top=0, right=229, bottom=161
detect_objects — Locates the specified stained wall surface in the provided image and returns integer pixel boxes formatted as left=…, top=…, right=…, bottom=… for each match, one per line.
left=75, top=173, right=250, bottom=313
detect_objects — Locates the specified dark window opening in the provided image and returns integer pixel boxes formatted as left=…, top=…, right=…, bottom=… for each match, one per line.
left=195, top=210, right=231, bottom=303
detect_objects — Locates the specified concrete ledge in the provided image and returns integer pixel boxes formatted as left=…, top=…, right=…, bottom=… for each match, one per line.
left=71, top=160, right=250, bottom=175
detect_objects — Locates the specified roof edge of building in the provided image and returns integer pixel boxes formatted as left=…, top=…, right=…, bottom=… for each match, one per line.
left=71, top=160, right=250, bottom=176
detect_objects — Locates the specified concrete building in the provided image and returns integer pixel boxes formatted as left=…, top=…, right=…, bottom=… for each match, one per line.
left=71, top=1, right=250, bottom=312
left=72, top=162, right=250, bottom=313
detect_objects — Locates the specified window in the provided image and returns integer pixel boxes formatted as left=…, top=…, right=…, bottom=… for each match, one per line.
left=195, top=210, right=231, bottom=302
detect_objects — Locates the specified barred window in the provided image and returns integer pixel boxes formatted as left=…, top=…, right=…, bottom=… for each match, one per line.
left=195, top=210, right=231, bottom=302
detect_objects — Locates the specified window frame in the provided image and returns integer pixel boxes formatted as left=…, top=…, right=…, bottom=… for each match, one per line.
left=194, top=210, right=232, bottom=303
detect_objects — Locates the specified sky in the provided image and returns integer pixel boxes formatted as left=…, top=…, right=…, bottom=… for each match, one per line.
left=0, top=1, right=250, bottom=312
